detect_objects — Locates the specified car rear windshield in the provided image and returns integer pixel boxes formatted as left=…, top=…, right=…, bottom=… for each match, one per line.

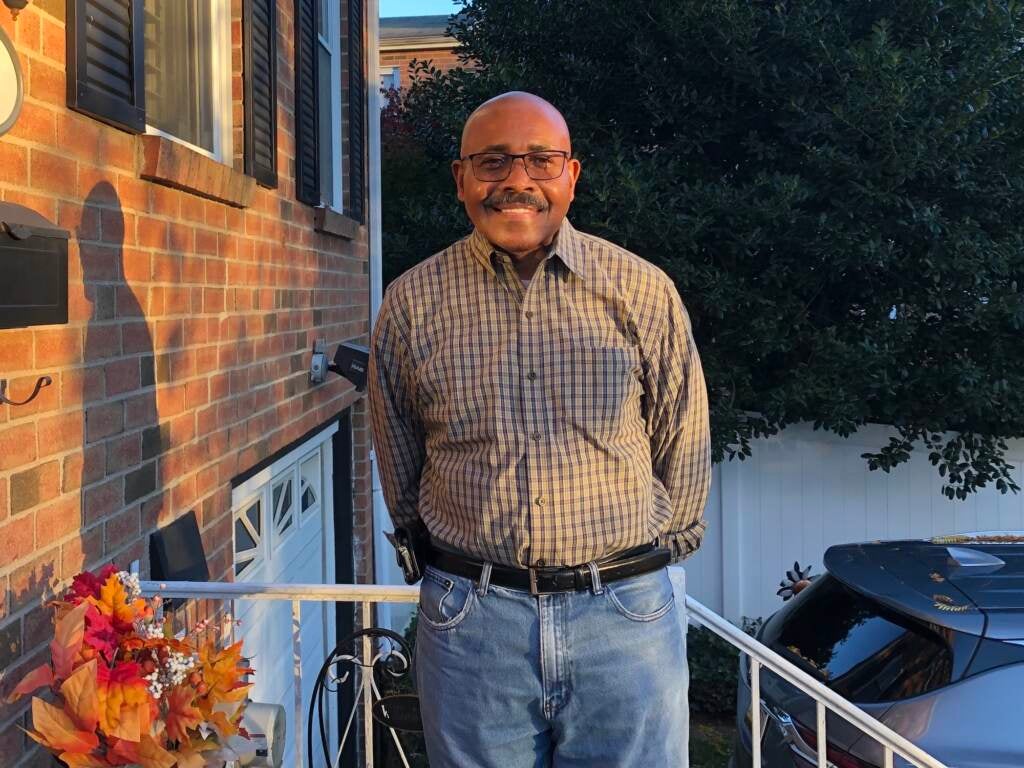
left=761, top=574, right=954, bottom=703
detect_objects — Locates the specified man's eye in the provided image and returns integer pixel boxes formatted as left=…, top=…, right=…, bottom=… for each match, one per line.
left=478, top=157, right=507, bottom=169
left=529, top=155, right=555, bottom=168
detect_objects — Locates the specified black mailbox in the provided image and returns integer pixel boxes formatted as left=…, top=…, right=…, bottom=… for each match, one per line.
left=0, top=202, right=69, bottom=330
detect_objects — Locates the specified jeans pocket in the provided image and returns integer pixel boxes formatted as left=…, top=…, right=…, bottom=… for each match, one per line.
left=605, top=568, right=675, bottom=622
left=418, top=566, right=477, bottom=631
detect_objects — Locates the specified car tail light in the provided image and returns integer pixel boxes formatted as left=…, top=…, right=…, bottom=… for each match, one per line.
left=792, top=720, right=879, bottom=768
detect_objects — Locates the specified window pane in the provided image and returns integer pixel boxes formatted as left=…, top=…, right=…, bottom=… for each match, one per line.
left=235, top=518, right=256, bottom=552
left=762, top=575, right=954, bottom=702
left=246, top=501, right=260, bottom=534
left=317, top=0, right=328, bottom=36
left=144, top=0, right=216, bottom=152
left=317, top=42, right=333, bottom=204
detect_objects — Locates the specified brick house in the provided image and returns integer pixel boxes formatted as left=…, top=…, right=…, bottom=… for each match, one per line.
left=0, top=0, right=382, bottom=763
left=379, top=14, right=460, bottom=93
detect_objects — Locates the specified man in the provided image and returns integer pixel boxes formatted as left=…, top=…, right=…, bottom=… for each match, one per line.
left=369, top=91, right=711, bottom=767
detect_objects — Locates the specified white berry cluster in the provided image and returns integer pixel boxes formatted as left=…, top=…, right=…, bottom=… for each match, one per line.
left=117, top=570, right=142, bottom=601
left=144, top=649, right=199, bottom=699
left=137, top=616, right=166, bottom=640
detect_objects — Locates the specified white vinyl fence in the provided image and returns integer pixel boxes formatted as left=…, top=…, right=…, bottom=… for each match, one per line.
left=686, top=422, right=1024, bottom=622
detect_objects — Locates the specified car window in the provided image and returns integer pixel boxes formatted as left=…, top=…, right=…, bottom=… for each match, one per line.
left=761, top=574, right=954, bottom=703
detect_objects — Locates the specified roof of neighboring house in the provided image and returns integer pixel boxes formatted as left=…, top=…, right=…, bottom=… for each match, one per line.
left=379, top=14, right=455, bottom=50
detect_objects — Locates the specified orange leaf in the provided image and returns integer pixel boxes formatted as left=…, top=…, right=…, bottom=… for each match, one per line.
left=52, top=602, right=89, bottom=679
left=88, top=572, right=146, bottom=632
left=130, top=735, right=178, bottom=768
left=5, top=663, right=54, bottom=703
left=60, top=660, right=100, bottom=733
left=198, top=640, right=252, bottom=709
left=165, top=685, right=202, bottom=743
left=173, top=749, right=208, bottom=768
left=97, top=662, right=152, bottom=741
left=59, top=753, right=111, bottom=768
left=27, top=697, right=100, bottom=755
left=205, top=708, right=238, bottom=739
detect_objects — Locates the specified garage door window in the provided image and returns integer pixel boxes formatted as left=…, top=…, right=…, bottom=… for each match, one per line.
left=233, top=498, right=262, bottom=576
left=233, top=445, right=327, bottom=575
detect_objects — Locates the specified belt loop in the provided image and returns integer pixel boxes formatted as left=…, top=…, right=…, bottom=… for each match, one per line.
left=476, top=562, right=493, bottom=596
left=586, top=561, right=603, bottom=595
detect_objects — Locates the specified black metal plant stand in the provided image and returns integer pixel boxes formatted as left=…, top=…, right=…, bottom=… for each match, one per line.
left=308, top=627, right=422, bottom=767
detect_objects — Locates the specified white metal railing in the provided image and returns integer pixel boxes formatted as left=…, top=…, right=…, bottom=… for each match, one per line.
left=685, top=597, right=949, bottom=768
left=141, top=580, right=949, bottom=768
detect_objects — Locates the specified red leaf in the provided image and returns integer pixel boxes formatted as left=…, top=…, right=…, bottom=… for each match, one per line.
left=83, top=605, right=118, bottom=660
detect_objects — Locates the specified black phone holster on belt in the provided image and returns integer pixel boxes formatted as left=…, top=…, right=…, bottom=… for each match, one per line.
left=385, top=523, right=430, bottom=584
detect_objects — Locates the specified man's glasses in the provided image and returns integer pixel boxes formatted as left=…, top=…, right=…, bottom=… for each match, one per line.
left=461, top=150, right=570, bottom=181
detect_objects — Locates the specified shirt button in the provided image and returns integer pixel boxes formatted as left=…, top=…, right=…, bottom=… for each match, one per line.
left=531, top=432, right=541, bottom=441
left=535, top=496, right=545, bottom=506
left=525, top=310, right=534, bottom=319
left=535, top=559, right=546, bottom=567
left=527, top=370, right=537, bottom=381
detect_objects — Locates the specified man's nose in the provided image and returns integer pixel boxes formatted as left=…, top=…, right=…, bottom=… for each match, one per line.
left=501, top=157, right=537, bottom=188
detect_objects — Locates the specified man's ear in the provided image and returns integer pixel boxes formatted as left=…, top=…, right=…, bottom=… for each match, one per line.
left=567, top=157, right=581, bottom=202
left=452, top=160, right=466, bottom=201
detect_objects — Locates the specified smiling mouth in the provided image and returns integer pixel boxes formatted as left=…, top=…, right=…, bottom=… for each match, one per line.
left=491, top=206, right=540, bottom=214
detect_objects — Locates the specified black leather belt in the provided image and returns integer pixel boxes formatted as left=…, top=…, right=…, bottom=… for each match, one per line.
left=426, top=544, right=671, bottom=595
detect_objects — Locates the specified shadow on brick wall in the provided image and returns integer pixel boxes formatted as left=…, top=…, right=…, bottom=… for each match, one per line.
left=78, top=181, right=166, bottom=574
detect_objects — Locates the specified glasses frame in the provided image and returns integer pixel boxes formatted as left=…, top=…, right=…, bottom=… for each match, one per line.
left=459, top=150, right=571, bottom=182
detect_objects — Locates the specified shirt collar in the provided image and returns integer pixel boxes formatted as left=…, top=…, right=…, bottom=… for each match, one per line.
left=468, top=219, right=590, bottom=282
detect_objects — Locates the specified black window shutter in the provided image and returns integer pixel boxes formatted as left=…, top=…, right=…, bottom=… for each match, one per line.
left=66, top=0, right=145, bottom=134
left=346, top=0, right=366, bottom=222
left=293, top=0, right=320, bottom=206
left=244, top=0, right=279, bottom=188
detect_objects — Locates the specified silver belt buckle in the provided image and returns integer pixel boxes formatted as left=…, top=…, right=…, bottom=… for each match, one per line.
left=528, top=567, right=540, bottom=596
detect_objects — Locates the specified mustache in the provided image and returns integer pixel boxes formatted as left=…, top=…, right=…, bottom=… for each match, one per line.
left=483, top=191, right=549, bottom=211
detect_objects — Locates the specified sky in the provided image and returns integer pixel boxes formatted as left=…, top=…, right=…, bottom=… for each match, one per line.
left=380, top=0, right=462, bottom=17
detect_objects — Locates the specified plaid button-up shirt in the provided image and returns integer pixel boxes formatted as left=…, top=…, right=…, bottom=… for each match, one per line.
left=368, top=219, right=711, bottom=568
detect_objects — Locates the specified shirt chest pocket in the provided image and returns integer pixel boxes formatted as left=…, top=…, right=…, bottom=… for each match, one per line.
left=559, top=345, right=644, bottom=437
left=416, top=348, right=497, bottom=443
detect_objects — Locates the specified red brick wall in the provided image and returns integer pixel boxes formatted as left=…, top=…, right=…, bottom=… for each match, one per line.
left=380, top=46, right=463, bottom=90
left=0, top=2, right=374, bottom=763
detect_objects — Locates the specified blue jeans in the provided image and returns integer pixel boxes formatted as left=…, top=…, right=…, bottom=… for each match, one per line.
left=415, top=563, right=690, bottom=767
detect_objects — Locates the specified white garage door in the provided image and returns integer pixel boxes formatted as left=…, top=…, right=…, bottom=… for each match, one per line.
left=231, top=424, right=339, bottom=767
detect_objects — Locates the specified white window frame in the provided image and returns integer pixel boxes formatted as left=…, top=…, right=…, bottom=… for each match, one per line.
left=379, top=66, right=400, bottom=106
left=318, top=0, right=344, bottom=211
left=144, top=0, right=234, bottom=164
left=231, top=423, right=338, bottom=578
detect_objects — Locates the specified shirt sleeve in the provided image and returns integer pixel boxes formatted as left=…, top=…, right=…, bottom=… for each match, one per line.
left=367, top=288, right=426, bottom=531
left=646, top=279, right=712, bottom=562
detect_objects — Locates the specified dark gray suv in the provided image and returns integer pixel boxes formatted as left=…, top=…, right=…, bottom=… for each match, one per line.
left=732, top=533, right=1024, bottom=768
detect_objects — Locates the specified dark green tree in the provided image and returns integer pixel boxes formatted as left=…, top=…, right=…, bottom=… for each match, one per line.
left=382, top=0, right=1024, bottom=499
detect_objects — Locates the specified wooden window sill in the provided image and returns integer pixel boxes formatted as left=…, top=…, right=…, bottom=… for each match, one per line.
left=139, top=135, right=256, bottom=208
left=314, top=206, right=363, bottom=240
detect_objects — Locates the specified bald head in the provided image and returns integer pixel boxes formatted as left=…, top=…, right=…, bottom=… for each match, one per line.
left=452, top=91, right=581, bottom=269
left=460, top=91, right=572, bottom=157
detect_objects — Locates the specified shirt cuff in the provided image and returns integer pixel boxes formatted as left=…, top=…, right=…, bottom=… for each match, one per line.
left=659, top=519, right=707, bottom=563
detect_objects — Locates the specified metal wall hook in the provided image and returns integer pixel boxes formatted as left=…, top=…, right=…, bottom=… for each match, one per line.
left=0, top=375, right=52, bottom=406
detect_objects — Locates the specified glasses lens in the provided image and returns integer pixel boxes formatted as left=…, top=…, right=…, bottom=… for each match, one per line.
left=472, top=153, right=513, bottom=181
left=524, top=152, right=566, bottom=180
